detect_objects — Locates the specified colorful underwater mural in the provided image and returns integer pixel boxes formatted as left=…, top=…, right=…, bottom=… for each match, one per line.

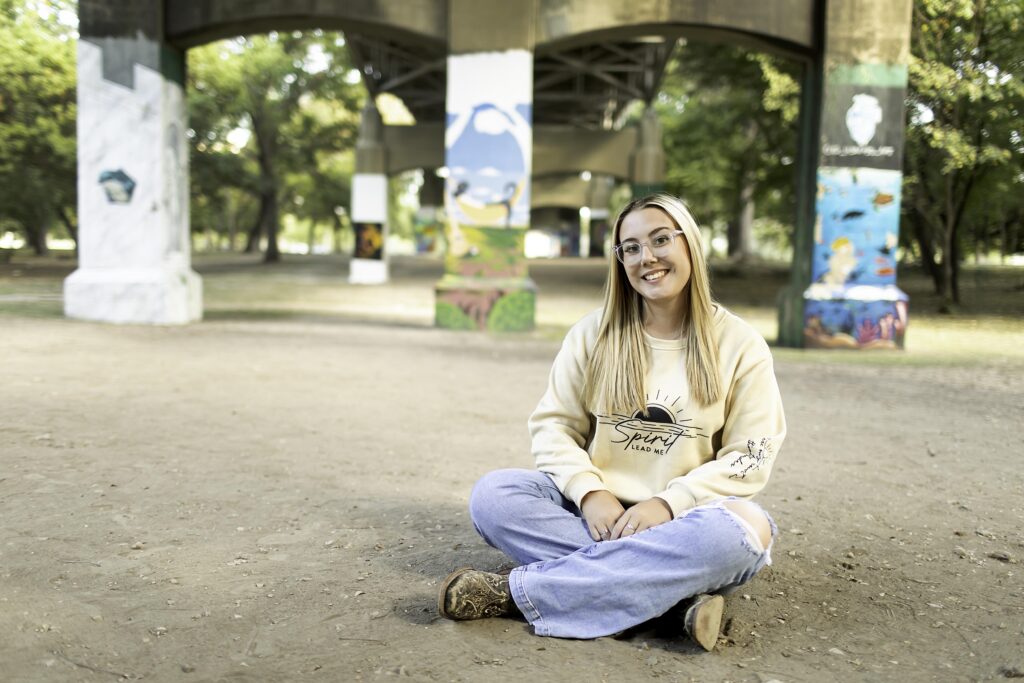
left=804, top=296, right=908, bottom=349
left=812, top=168, right=901, bottom=287
left=801, top=62, right=910, bottom=351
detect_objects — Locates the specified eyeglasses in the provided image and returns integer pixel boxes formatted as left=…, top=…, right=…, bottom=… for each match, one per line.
left=613, top=230, right=685, bottom=264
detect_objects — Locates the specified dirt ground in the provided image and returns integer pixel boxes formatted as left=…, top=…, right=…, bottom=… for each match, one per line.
left=1, top=254, right=1022, bottom=682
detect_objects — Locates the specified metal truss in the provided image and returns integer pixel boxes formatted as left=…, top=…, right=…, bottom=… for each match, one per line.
left=347, top=34, right=676, bottom=130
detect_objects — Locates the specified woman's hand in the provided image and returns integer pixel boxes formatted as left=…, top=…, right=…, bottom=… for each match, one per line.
left=580, top=490, right=626, bottom=542
left=609, top=497, right=673, bottom=539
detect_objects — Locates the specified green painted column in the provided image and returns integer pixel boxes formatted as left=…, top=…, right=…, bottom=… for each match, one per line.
left=630, top=106, right=666, bottom=197
left=435, top=0, right=536, bottom=332
left=778, top=0, right=912, bottom=349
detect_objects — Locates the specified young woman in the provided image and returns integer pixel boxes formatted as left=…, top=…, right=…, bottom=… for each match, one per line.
left=438, top=193, right=786, bottom=650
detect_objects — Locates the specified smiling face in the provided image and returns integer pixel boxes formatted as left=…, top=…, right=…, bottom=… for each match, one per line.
left=617, top=207, right=693, bottom=309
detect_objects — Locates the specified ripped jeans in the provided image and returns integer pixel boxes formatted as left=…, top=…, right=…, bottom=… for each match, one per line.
left=469, top=469, right=777, bottom=639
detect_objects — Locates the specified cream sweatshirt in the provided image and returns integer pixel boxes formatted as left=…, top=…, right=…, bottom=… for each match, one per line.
left=529, top=306, right=786, bottom=517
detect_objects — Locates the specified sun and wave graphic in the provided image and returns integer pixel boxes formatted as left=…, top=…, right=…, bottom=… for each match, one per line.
left=596, top=390, right=704, bottom=454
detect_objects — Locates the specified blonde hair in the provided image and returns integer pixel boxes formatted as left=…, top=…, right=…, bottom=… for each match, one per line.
left=583, top=194, right=721, bottom=413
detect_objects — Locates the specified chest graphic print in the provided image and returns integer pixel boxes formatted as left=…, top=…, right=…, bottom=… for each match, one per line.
left=596, top=389, right=704, bottom=456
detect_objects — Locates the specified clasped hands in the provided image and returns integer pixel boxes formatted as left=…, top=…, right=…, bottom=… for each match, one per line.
left=579, top=489, right=673, bottom=542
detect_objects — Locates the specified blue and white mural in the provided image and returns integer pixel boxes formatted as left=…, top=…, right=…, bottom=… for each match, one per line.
left=445, top=51, right=532, bottom=229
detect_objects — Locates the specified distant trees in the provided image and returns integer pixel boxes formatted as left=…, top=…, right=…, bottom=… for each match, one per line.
left=656, top=42, right=801, bottom=261
left=0, top=0, right=77, bottom=254
left=903, top=0, right=1024, bottom=308
left=187, top=31, right=363, bottom=262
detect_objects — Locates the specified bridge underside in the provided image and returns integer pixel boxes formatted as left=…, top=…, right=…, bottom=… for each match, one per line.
left=73, top=0, right=913, bottom=349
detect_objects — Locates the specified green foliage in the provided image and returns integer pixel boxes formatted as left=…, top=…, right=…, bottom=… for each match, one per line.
left=904, top=0, right=1024, bottom=306
left=655, top=42, right=800, bottom=252
left=187, top=31, right=364, bottom=260
left=0, top=0, right=77, bottom=253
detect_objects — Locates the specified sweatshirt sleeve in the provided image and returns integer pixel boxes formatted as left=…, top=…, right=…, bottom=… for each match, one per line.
left=656, top=335, right=786, bottom=516
left=528, top=314, right=607, bottom=507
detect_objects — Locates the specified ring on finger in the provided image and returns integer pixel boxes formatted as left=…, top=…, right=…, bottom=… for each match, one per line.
left=625, top=523, right=636, bottom=530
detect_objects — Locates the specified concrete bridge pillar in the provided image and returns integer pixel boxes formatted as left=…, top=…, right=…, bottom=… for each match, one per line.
left=434, top=0, right=536, bottom=331
left=778, top=0, right=912, bottom=349
left=414, top=173, right=444, bottom=254
left=630, top=106, right=666, bottom=197
left=349, top=101, right=389, bottom=284
left=64, top=19, right=201, bottom=324
left=587, top=175, right=615, bottom=257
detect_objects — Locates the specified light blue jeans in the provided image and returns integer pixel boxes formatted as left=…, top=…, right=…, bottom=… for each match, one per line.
left=469, top=468, right=777, bottom=639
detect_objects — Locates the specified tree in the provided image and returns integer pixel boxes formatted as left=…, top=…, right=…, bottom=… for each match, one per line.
left=0, top=0, right=77, bottom=254
left=656, top=42, right=801, bottom=260
left=904, top=0, right=1024, bottom=308
left=187, top=31, right=363, bottom=262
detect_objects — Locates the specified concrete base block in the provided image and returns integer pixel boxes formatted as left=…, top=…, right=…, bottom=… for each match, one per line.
left=64, top=266, right=202, bottom=324
left=349, top=258, right=389, bottom=284
left=435, top=277, right=536, bottom=332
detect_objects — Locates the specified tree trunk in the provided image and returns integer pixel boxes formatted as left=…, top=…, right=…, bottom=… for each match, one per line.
left=728, top=120, right=759, bottom=262
left=938, top=176, right=957, bottom=311
left=225, top=199, right=236, bottom=252
left=951, top=225, right=961, bottom=305
left=251, top=110, right=281, bottom=264
left=244, top=195, right=266, bottom=253
left=57, top=206, right=78, bottom=254
left=26, top=216, right=49, bottom=256
left=307, top=220, right=316, bottom=255
left=332, top=213, right=344, bottom=254
left=261, top=189, right=280, bottom=263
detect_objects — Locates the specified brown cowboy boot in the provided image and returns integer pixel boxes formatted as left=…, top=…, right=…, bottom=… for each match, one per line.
left=438, top=567, right=519, bottom=621
left=683, top=593, right=725, bottom=651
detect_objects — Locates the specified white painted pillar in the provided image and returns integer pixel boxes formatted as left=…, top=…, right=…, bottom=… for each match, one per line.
left=64, top=38, right=201, bottom=324
left=349, top=102, right=389, bottom=284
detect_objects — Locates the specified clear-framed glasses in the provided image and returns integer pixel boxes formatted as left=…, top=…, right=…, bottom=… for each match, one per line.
left=613, top=229, right=685, bottom=264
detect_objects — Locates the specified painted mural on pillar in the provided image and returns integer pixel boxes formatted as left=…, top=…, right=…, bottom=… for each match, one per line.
left=413, top=207, right=441, bottom=254
left=821, top=83, right=906, bottom=171
left=811, top=167, right=901, bottom=287
left=802, top=59, right=910, bottom=351
left=803, top=166, right=907, bottom=349
left=445, top=51, right=532, bottom=232
left=354, top=222, right=384, bottom=260
left=804, top=297, right=907, bottom=349
left=443, top=226, right=527, bottom=279
left=435, top=287, right=535, bottom=332
left=99, top=170, right=136, bottom=203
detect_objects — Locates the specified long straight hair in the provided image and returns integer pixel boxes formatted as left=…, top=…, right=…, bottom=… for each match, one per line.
left=582, top=194, right=721, bottom=414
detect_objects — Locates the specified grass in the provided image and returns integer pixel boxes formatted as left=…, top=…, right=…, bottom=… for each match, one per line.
left=1, top=249, right=1021, bottom=368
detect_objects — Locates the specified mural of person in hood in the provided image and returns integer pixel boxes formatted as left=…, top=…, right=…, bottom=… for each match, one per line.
left=445, top=101, right=532, bottom=229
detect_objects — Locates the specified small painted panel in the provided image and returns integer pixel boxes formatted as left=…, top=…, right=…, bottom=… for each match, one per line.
left=444, top=225, right=527, bottom=279
left=99, top=169, right=136, bottom=203
left=413, top=207, right=441, bottom=254
left=812, top=167, right=901, bottom=288
left=445, top=51, right=532, bottom=230
left=435, top=287, right=535, bottom=332
left=354, top=222, right=384, bottom=260
left=804, top=298, right=908, bottom=350
left=821, top=81, right=906, bottom=171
